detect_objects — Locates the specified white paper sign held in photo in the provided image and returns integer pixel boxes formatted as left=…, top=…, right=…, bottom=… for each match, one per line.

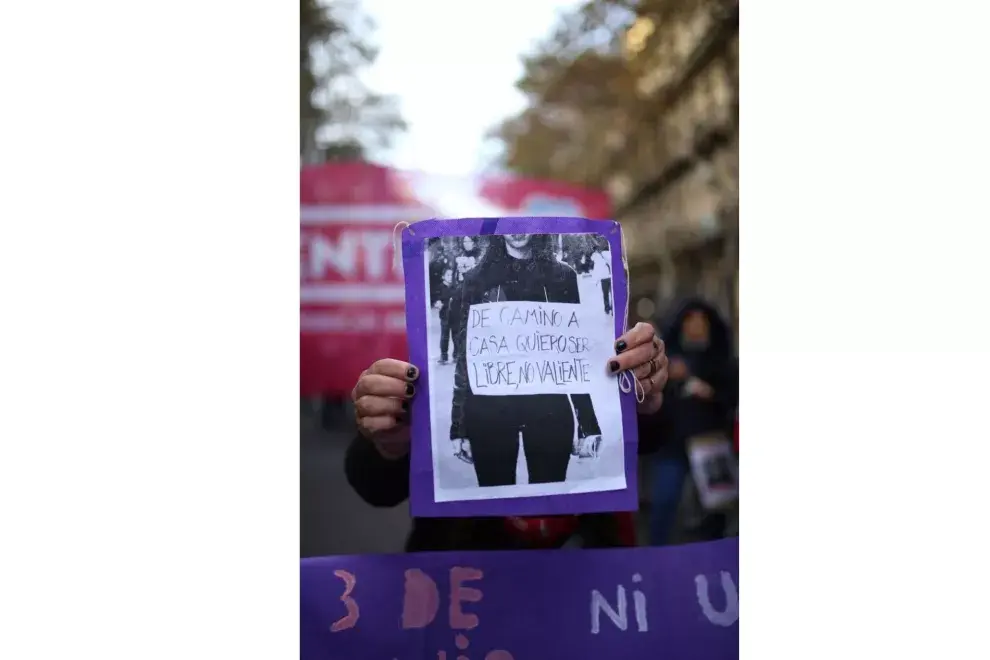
left=466, top=301, right=612, bottom=396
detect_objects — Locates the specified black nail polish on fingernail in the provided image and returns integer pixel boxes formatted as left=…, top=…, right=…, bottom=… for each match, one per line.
left=609, top=361, right=620, bottom=373
left=401, top=400, right=409, bottom=412
left=615, top=340, right=627, bottom=353
left=406, top=383, right=415, bottom=397
left=407, top=366, right=418, bottom=379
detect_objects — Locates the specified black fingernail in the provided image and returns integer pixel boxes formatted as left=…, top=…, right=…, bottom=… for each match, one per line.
left=615, top=340, right=627, bottom=353
left=407, top=366, right=418, bottom=380
left=609, top=361, right=620, bottom=373
left=406, top=383, right=415, bottom=397
left=401, top=400, right=409, bottom=412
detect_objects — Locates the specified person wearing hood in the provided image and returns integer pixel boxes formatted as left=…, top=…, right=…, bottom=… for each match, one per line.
left=644, top=297, right=738, bottom=546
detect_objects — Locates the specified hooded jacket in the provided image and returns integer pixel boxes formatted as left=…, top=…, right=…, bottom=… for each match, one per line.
left=644, top=297, right=737, bottom=460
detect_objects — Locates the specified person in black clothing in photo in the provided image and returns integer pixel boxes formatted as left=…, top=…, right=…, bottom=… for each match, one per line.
left=455, top=235, right=480, bottom=284
left=436, top=269, right=454, bottom=364
left=439, top=236, right=480, bottom=367
left=590, top=248, right=612, bottom=315
left=448, top=233, right=604, bottom=487
left=428, top=241, right=450, bottom=306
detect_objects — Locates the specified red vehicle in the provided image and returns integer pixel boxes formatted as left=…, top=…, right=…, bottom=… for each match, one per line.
left=300, top=163, right=613, bottom=398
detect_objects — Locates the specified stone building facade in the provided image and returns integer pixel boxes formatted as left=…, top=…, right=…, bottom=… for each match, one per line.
left=605, top=0, right=739, bottom=335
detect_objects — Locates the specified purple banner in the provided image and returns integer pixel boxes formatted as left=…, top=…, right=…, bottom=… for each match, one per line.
left=301, top=538, right=738, bottom=660
left=401, top=217, right=638, bottom=518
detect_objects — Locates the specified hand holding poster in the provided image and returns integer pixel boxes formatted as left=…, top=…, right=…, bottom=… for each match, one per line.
left=300, top=538, right=739, bottom=660
left=402, top=218, right=638, bottom=518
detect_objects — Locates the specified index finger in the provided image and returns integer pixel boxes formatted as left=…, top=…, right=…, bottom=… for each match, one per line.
left=369, top=359, right=420, bottom=381
left=615, top=322, right=655, bottom=352
left=351, top=369, right=368, bottom=402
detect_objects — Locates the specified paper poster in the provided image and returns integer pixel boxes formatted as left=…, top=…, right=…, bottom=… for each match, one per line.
left=300, top=537, right=739, bottom=660
left=403, top=218, right=638, bottom=518
left=687, top=434, right=739, bottom=512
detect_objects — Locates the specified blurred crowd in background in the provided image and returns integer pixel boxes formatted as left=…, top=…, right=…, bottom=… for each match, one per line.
left=300, top=0, right=739, bottom=557
left=427, top=234, right=611, bottom=298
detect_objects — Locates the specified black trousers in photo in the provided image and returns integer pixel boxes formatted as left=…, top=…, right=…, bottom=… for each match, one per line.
left=465, top=393, right=575, bottom=486
left=601, top=277, right=612, bottom=314
left=439, top=308, right=451, bottom=360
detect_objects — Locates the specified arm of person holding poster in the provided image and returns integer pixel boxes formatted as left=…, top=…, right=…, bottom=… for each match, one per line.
left=611, top=322, right=669, bottom=417
left=448, top=278, right=472, bottom=456
left=572, top=321, right=669, bottom=458
left=345, top=359, right=419, bottom=507
left=551, top=265, right=605, bottom=455
left=549, top=266, right=667, bottom=454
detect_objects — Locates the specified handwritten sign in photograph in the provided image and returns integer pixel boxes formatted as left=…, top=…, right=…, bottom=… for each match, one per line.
left=402, top=218, right=638, bottom=518
left=466, top=301, right=606, bottom=395
left=300, top=538, right=739, bottom=660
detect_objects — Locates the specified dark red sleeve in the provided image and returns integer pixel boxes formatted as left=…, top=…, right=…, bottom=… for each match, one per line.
left=615, top=512, right=638, bottom=547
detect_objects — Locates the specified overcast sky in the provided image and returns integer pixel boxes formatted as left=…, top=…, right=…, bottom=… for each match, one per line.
left=360, top=0, right=582, bottom=176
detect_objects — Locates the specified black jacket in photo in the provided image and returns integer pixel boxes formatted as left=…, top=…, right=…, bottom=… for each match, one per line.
left=436, top=281, right=452, bottom=317
left=448, top=248, right=601, bottom=442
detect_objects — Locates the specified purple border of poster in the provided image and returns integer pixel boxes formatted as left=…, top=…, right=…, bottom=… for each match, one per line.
left=402, top=216, right=638, bottom=518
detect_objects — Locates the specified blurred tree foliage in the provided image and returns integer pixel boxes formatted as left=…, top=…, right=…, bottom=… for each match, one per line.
left=489, top=0, right=640, bottom=185
left=491, top=0, right=720, bottom=185
left=301, top=0, right=405, bottom=163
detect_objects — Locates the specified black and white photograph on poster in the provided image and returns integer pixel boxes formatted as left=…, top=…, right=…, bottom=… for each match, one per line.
left=687, top=435, right=739, bottom=512
left=423, top=232, right=626, bottom=502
